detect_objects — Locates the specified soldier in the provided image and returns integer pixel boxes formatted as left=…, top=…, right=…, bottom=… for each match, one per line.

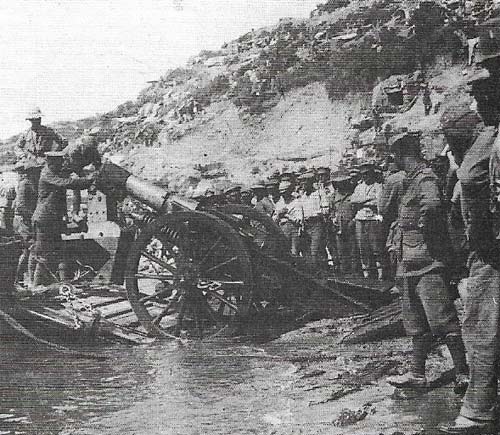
left=12, top=163, right=38, bottom=286
left=63, top=131, right=102, bottom=219
left=386, top=133, right=469, bottom=397
left=224, top=185, right=242, bottom=204
left=31, top=151, right=94, bottom=287
left=265, top=180, right=280, bottom=205
left=379, top=164, right=406, bottom=279
left=298, top=171, right=328, bottom=270
left=252, top=181, right=274, bottom=216
left=0, top=170, right=17, bottom=232
left=329, top=171, right=356, bottom=276
left=350, top=162, right=383, bottom=279
left=439, top=19, right=500, bottom=432
left=273, top=180, right=301, bottom=255
left=15, top=107, right=66, bottom=185
left=240, top=187, right=253, bottom=206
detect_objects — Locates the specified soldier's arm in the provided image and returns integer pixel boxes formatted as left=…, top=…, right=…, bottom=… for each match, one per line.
left=50, top=129, right=68, bottom=151
left=418, top=177, right=443, bottom=232
left=14, top=134, right=27, bottom=159
left=44, top=171, right=93, bottom=191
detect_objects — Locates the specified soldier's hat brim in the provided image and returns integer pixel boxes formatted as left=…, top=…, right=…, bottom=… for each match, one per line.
left=389, top=132, right=421, bottom=154
left=45, top=151, right=66, bottom=158
left=224, top=186, right=241, bottom=195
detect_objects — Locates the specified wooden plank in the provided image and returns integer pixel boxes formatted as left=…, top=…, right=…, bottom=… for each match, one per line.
left=94, top=300, right=133, bottom=318
left=81, top=295, right=127, bottom=308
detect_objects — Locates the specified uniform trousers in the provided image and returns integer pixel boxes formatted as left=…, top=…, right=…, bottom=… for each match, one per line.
left=402, top=271, right=460, bottom=337
left=303, top=218, right=326, bottom=269
left=334, top=230, right=357, bottom=275
left=280, top=221, right=300, bottom=256
left=32, top=221, right=64, bottom=285
left=460, top=256, right=500, bottom=422
left=355, top=220, right=383, bottom=273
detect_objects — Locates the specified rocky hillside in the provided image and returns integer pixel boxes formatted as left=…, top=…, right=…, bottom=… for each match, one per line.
left=2, top=0, right=495, bottom=191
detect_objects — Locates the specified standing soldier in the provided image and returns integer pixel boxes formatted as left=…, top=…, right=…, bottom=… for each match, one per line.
left=15, top=107, right=66, bottom=187
left=12, top=163, right=38, bottom=286
left=440, top=18, right=500, bottom=432
left=252, top=181, right=274, bottom=216
left=63, top=130, right=102, bottom=219
left=31, top=151, right=95, bottom=287
left=386, top=132, right=469, bottom=396
left=298, top=171, right=327, bottom=270
left=224, top=185, right=242, bottom=204
left=273, top=180, right=301, bottom=255
left=350, top=162, right=383, bottom=279
left=379, top=166, right=406, bottom=279
left=240, top=187, right=253, bottom=206
left=329, top=171, right=356, bottom=276
left=0, top=170, right=17, bottom=232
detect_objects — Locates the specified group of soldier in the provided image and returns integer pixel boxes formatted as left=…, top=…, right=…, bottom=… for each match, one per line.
left=194, top=16, right=500, bottom=434
left=1, top=15, right=500, bottom=434
left=5, top=107, right=101, bottom=290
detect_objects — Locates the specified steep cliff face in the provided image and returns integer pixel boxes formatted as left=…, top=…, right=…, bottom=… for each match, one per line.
left=1, top=0, right=489, bottom=188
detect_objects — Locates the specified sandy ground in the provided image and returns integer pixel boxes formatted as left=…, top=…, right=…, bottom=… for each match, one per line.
left=260, top=315, right=463, bottom=435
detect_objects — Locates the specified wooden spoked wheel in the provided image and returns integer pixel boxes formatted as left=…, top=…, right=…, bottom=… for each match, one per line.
left=210, top=205, right=291, bottom=306
left=125, top=211, right=254, bottom=338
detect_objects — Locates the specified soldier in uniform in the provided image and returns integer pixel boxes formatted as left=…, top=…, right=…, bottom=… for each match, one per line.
left=252, top=181, right=274, bottom=216
left=379, top=164, right=406, bottom=279
left=224, top=185, right=242, bottom=204
left=440, top=18, right=500, bottom=433
left=386, top=133, right=469, bottom=396
left=0, top=170, right=17, bottom=232
left=240, top=187, right=253, bottom=206
left=15, top=107, right=66, bottom=186
left=329, top=171, right=356, bottom=276
left=63, top=130, right=102, bottom=219
left=350, top=162, right=383, bottom=279
left=273, top=180, right=301, bottom=255
left=12, top=163, right=38, bottom=286
left=31, top=151, right=95, bottom=287
left=298, top=171, right=328, bottom=270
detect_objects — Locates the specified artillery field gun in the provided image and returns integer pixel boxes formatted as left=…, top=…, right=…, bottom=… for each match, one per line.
left=5, top=160, right=382, bottom=344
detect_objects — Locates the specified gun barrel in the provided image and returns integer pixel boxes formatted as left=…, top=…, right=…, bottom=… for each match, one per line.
left=97, top=161, right=198, bottom=213
left=125, top=175, right=169, bottom=211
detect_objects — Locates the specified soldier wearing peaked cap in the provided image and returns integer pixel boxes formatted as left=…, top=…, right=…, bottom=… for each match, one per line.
left=15, top=107, right=67, bottom=173
left=350, top=160, right=384, bottom=279
left=386, top=131, right=469, bottom=400
left=329, top=171, right=357, bottom=275
left=439, top=21, right=500, bottom=431
left=252, top=181, right=274, bottom=216
left=273, top=180, right=301, bottom=255
left=224, top=185, right=241, bottom=204
left=240, top=186, right=253, bottom=206
left=297, top=169, right=328, bottom=270
left=30, top=151, right=95, bottom=288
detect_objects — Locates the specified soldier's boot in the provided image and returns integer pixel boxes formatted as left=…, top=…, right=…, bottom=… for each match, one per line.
left=444, top=333, right=469, bottom=395
left=387, top=333, right=431, bottom=388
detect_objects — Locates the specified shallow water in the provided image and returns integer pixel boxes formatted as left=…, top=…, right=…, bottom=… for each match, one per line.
left=0, top=339, right=296, bottom=435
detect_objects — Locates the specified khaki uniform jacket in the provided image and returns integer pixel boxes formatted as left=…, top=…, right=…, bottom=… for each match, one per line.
left=457, top=126, right=498, bottom=262
left=397, top=164, right=451, bottom=277
left=15, top=126, right=65, bottom=169
left=32, top=166, right=93, bottom=228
